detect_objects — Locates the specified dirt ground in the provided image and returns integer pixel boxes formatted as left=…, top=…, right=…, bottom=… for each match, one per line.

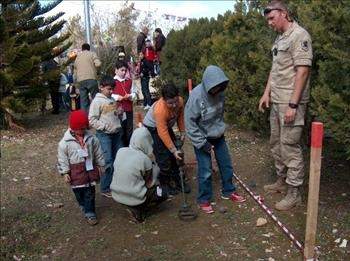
left=1, top=109, right=349, bottom=260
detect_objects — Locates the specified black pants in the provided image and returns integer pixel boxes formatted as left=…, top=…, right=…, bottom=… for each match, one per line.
left=122, top=111, right=133, bottom=146
left=72, top=186, right=96, bottom=218
left=141, top=76, right=152, bottom=107
left=49, top=89, right=60, bottom=114
left=146, top=126, right=180, bottom=186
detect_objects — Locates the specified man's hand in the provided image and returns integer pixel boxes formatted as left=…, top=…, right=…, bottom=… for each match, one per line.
left=258, top=93, right=270, bottom=112
left=180, top=132, right=186, bottom=142
left=63, top=174, right=71, bottom=184
left=284, top=107, right=297, bottom=124
left=173, top=150, right=183, bottom=161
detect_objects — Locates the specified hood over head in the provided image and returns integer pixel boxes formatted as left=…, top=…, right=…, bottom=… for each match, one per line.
left=129, top=127, right=153, bottom=155
left=202, top=65, right=229, bottom=93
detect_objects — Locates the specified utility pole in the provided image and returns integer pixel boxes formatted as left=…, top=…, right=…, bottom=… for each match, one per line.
left=83, top=0, right=92, bottom=46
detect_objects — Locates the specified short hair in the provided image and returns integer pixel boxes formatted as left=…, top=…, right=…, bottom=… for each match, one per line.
left=81, top=43, right=90, bottom=51
left=100, top=75, right=115, bottom=87
left=155, top=28, right=162, bottom=34
left=115, top=60, right=128, bottom=69
left=161, top=83, right=179, bottom=99
left=264, top=0, right=288, bottom=13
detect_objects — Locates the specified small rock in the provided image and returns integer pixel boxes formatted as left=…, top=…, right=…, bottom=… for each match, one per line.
left=42, top=255, right=49, bottom=259
left=265, top=248, right=273, bottom=253
left=332, top=229, right=338, bottom=234
left=12, top=178, right=18, bottom=182
left=339, top=239, right=347, bottom=248
left=53, top=203, right=63, bottom=208
left=23, top=177, right=31, bottom=180
left=135, top=234, right=141, bottom=238
left=151, top=231, right=158, bottom=235
left=256, top=217, right=268, bottom=227
left=341, top=193, right=346, bottom=197
left=51, top=250, right=56, bottom=254
left=268, top=258, right=275, bottom=261
left=211, top=223, right=219, bottom=228
left=211, top=202, right=216, bottom=206
left=220, top=251, right=227, bottom=257
left=13, top=255, right=21, bottom=261
left=219, top=206, right=227, bottom=213
left=334, top=238, right=341, bottom=243
left=46, top=204, right=53, bottom=207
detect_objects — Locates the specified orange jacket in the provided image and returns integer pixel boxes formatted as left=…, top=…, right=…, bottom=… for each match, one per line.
left=153, top=97, right=185, bottom=151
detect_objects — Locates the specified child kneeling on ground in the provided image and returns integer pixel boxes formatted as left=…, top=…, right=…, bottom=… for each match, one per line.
left=185, top=65, right=246, bottom=214
left=57, top=110, right=105, bottom=225
left=110, top=127, right=168, bottom=223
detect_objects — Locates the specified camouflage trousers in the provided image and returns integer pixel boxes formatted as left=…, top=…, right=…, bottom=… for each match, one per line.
left=270, top=103, right=307, bottom=187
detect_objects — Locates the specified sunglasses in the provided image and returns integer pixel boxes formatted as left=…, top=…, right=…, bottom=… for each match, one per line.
left=263, top=8, right=283, bottom=16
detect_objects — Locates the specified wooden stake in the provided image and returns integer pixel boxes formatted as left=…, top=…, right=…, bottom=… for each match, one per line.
left=304, top=122, right=324, bottom=260
left=187, top=79, right=193, bottom=93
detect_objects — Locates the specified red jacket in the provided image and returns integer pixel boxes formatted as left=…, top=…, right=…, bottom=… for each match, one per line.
left=113, top=79, right=133, bottom=112
left=144, top=46, right=157, bottom=61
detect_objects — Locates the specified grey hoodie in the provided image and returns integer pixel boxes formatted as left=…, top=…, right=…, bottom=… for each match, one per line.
left=110, top=127, right=159, bottom=206
left=184, top=65, right=229, bottom=149
left=88, top=93, right=122, bottom=134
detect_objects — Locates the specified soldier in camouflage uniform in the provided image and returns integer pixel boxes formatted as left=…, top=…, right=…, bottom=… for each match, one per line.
left=258, top=0, right=313, bottom=211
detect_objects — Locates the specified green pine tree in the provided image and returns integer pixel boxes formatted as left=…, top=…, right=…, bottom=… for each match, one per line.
left=0, top=0, right=71, bottom=128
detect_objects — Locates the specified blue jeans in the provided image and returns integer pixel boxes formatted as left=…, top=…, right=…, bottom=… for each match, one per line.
left=72, top=186, right=96, bottom=218
left=194, top=136, right=236, bottom=204
left=79, top=79, right=98, bottom=112
left=96, top=130, right=123, bottom=193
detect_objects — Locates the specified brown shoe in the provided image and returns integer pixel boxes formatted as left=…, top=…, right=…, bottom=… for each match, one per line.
left=126, top=207, right=145, bottom=223
left=275, top=186, right=301, bottom=211
left=86, top=216, right=98, bottom=226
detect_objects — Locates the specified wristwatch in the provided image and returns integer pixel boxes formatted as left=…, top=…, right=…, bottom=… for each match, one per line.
left=288, top=102, right=298, bottom=109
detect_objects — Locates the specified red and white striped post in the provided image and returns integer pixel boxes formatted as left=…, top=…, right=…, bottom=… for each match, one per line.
left=187, top=79, right=193, bottom=93
left=304, top=122, right=324, bottom=260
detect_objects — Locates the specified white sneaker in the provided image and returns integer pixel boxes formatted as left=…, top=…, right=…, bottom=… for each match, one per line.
left=144, top=105, right=151, bottom=110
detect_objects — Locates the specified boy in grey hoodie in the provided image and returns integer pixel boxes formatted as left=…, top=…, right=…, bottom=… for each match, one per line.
left=89, top=75, right=123, bottom=198
left=111, top=127, right=168, bottom=223
left=185, top=65, right=246, bottom=214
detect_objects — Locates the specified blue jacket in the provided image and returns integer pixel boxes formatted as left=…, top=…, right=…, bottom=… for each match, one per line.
left=184, top=65, right=229, bottom=149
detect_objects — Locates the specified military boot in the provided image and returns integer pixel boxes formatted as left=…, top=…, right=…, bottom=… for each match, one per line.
left=275, top=185, right=301, bottom=211
left=263, top=177, right=287, bottom=193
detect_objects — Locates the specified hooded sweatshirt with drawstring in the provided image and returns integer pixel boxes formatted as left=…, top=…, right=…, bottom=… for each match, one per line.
left=184, top=65, right=229, bottom=149
left=110, top=127, right=159, bottom=206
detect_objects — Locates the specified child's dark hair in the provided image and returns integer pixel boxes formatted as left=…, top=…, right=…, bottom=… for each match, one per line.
left=115, top=60, right=128, bottom=69
left=100, top=75, right=115, bottom=87
left=81, top=43, right=90, bottom=51
left=161, top=83, right=179, bottom=99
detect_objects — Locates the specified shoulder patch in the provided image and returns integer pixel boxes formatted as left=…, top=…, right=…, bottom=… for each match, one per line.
left=301, top=40, right=309, bottom=51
